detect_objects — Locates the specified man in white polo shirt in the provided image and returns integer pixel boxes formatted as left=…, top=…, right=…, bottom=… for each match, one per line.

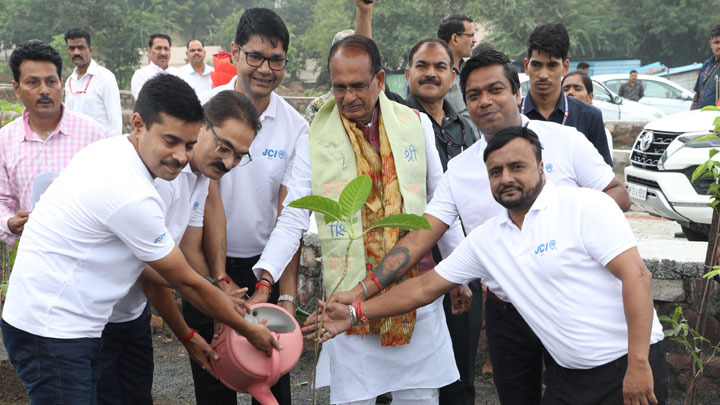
left=97, top=90, right=261, bottom=404
left=311, top=126, right=667, bottom=405
left=63, top=28, right=123, bottom=137
left=193, top=8, right=307, bottom=404
left=1, top=74, right=279, bottom=404
left=326, top=50, right=631, bottom=405
left=178, top=39, right=214, bottom=94
left=131, top=33, right=178, bottom=100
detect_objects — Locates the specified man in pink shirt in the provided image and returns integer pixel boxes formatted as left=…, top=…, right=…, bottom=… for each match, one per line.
left=0, top=39, right=107, bottom=244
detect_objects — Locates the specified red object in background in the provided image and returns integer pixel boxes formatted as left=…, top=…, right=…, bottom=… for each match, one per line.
left=211, top=51, right=236, bottom=88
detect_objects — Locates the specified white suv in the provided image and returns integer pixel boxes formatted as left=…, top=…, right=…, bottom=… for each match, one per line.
left=624, top=109, right=720, bottom=240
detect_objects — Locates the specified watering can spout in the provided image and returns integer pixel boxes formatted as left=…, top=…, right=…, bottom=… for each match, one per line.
left=246, top=383, right=278, bottom=405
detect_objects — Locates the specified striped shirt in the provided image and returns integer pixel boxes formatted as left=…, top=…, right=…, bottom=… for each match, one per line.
left=0, top=106, right=108, bottom=243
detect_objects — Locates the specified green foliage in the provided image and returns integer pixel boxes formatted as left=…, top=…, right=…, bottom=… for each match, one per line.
left=659, top=306, right=720, bottom=374
left=207, top=9, right=246, bottom=51
left=1, top=243, right=18, bottom=308
left=689, top=106, right=720, bottom=208
left=0, top=100, right=24, bottom=127
left=289, top=195, right=343, bottom=224
left=365, top=213, right=431, bottom=234
left=338, top=175, right=371, bottom=217
left=466, top=0, right=720, bottom=65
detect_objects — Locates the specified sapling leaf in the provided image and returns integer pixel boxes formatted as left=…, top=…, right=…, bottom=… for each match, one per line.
left=703, top=268, right=720, bottom=279
left=696, top=134, right=720, bottom=144
left=365, top=213, right=432, bottom=233
left=693, top=165, right=708, bottom=183
left=701, top=105, right=720, bottom=112
left=672, top=306, right=683, bottom=322
left=338, top=174, right=371, bottom=218
left=288, top=195, right=343, bottom=224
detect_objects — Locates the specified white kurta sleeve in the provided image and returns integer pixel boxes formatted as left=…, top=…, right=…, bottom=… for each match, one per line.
left=253, top=132, right=312, bottom=281
left=103, top=71, right=124, bottom=137
left=418, top=113, right=464, bottom=258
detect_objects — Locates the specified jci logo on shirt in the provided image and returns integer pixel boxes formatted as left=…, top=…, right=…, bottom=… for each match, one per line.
left=534, top=240, right=557, bottom=255
left=545, top=163, right=553, bottom=173
left=262, top=148, right=285, bottom=160
left=154, top=232, right=167, bottom=244
left=193, top=202, right=200, bottom=211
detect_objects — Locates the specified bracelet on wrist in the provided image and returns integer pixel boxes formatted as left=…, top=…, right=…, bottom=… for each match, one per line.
left=277, top=294, right=298, bottom=308
left=215, top=275, right=232, bottom=284
left=179, top=328, right=198, bottom=343
left=348, top=304, right=358, bottom=328
left=255, top=280, right=272, bottom=293
left=353, top=300, right=367, bottom=325
left=358, top=280, right=369, bottom=300
left=368, top=273, right=382, bottom=291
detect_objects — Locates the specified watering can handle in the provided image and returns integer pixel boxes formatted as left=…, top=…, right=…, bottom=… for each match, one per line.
left=269, top=331, right=280, bottom=378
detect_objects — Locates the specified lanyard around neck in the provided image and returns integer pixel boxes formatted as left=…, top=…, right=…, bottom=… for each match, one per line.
left=68, top=74, right=93, bottom=95
left=521, top=92, right=569, bottom=126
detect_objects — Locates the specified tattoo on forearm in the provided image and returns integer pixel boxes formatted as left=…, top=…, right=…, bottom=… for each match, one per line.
left=374, top=247, right=410, bottom=287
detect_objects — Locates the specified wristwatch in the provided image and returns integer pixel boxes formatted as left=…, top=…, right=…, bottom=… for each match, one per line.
left=277, top=294, right=298, bottom=308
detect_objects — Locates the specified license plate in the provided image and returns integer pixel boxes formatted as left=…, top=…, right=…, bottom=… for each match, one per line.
left=627, top=183, right=647, bottom=200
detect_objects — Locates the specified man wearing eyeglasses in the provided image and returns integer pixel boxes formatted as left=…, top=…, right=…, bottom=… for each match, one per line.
left=195, top=7, right=307, bottom=405
left=255, top=34, right=464, bottom=405
left=63, top=28, right=123, bottom=137
left=2, top=74, right=279, bottom=404
left=96, top=89, right=260, bottom=404
left=438, top=14, right=476, bottom=121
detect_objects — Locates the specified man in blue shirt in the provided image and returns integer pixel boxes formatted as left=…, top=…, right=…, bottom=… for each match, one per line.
left=521, top=22, right=612, bottom=166
left=692, top=24, right=720, bottom=110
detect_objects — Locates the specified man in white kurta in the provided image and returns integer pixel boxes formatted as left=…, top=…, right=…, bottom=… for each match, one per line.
left=130, top=33, right=179, bottom=100
left=255, top=35, right=462, bottom=405
left=177, top=39, right=214, bottom=94
left=63, top=29, right=123, bottom=137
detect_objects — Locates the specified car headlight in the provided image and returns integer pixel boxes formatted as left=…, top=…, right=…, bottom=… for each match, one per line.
left=659, top=133, right=720, bottom=168
left=681, top=133, right=720, bottom=148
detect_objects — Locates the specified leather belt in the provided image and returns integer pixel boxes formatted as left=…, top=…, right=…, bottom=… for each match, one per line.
left=487, top=290, right=513, bottom=307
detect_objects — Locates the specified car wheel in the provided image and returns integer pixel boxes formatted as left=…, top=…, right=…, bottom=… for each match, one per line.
left=681, top=224, right=709, bottom=242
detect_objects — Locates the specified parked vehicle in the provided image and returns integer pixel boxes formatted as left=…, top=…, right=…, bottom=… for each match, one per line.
left=624, top=109, right=720, bottom=241
left=519, top=74, right=664, bottom=122
left=593, top=74, right=695, bottom=116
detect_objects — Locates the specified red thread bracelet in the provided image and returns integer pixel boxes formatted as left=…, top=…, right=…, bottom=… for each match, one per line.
left=353, top=300, right=367, bottom=324
left=368, top=273, right=382, bottom=291
left=255, top=280, right=272, bottom=292
left=215, top=275, right=231, bottom=284
left=179, top=328, right=197, bottom=343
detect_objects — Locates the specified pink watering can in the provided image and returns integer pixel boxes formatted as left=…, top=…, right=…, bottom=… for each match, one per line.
left=210, top=303, right=303, bottom=405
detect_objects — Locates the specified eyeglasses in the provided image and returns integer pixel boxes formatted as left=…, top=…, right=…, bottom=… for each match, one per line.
left=207, top=121, right=252, bottom=166
left=457, top=32, right=475, bottom=38
left=331, top=75, right=376, bottom=97
left=238, top=46, right=288, bottom=71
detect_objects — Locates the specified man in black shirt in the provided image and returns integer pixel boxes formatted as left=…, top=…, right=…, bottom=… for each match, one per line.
left=522, top=22, right=613, bottom=166
left=405, top=38, right=476, bottom=170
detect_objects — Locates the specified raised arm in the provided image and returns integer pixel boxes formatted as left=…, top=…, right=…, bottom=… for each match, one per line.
left=354, top=0, right=375, bottom=38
